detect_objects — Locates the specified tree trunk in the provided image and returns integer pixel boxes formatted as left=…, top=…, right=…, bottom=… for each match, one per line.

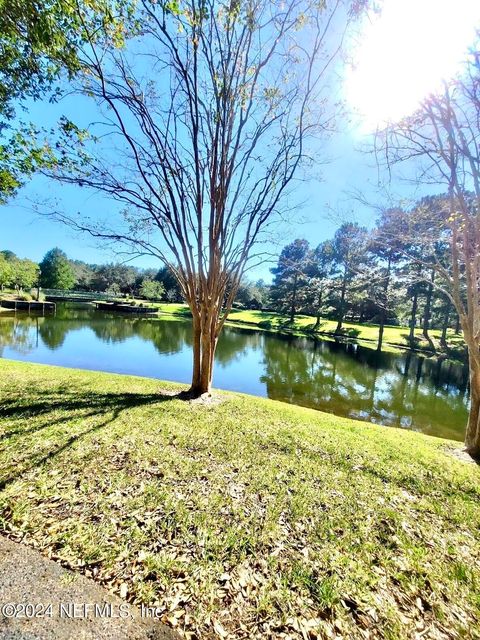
left=465, top=351, right=480, bottom=459
left=408, top=290, right=418, bottom=348
left=440, top=302, right=450, bottom=349
left=189, top=306, right=218, bottom=397
left=313, top=290, right=323, bottom=331
left=377, top=321, right=385, bottom=352
left=422, top=270, right=435, bottom=352
left=335, top=271, right=347, bottom=333
left=377, top=256, right=391, bottom=352
left=290, top=274, right=298, bottom=324
left=455, top=314, right=461, bottom=334
left=190, top=313, right=202, bottom=392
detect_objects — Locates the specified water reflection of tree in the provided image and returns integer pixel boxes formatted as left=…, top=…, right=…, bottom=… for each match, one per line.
left=216, top=326, right=262, bottom=366
left=135, top=320, right=191, bottom=355
left=3, top=305, right=225, bottom=361
left=260, top=335, right=469, bottom=440
left=89, top=318, right=143, bottom=345
left=0, top=315, right=41, bottom=355
left=37, top=312, right=192, bottom=356
left=1, top=305, right=470, bottom=440
left=38, top=319, right=70, bottom=349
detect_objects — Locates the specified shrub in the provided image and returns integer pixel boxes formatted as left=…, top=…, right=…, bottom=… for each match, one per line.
left=258, top=320, right=273, bottom=329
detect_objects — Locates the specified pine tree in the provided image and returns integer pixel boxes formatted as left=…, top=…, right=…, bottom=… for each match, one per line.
left=270, top=240, right=311, bottom=322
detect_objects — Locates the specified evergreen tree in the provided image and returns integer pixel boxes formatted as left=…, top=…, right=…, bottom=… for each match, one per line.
left=70, top=260, right=95, bottom=290
left=369, top=208, right=408, bottom=350
left=155, top=266, right=183, bottom=303
left=0, top=251, right=39, bottom=290
left=270, top=239, right=311, bottom=322
left=330, top=223, right=369, bottom=333
left=39, top=248, right=75, bottom=290
left=235, top=279, right=270, bottom=310
left=12, top=258, right=39, bottom=290
left=305, top=241, right=335, bottom=330
left=91, top=263, right=137, bottom=294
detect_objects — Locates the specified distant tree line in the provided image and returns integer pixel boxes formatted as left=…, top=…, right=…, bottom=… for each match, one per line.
left=0, top=250, right=39, bottom=291
left=265, top=194, right=462, bottom=353
left=0, top=247, right=184, bottom=302
left=0, top=192, right=466, bottom=356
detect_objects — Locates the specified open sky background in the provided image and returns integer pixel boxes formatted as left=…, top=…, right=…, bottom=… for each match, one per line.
left=2, top=0, right=480, bottom=282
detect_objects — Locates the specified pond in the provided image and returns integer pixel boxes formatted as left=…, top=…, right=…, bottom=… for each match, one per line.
left=0, top=302, right=469, bottom=441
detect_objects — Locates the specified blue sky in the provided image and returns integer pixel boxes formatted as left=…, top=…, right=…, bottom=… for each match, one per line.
left=2, top=0, right=478, bottom=282
left=0, top=117, right=419, bottom=282
left=1, top=84, right=412, bottom=281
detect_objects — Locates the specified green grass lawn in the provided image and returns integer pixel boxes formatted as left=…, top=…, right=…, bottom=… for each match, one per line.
left=154, top=304, right=465, bottom=358
left=0, top=360, right=478, bottom=639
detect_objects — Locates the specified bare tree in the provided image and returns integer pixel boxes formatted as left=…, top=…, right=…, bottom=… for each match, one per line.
left=378, top=56, right=480, bottom=457
left=44, top=0, right=363, bottom=396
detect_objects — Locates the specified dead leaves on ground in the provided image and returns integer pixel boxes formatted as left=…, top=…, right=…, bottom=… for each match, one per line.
left=2, top=472, right=478, bottom=640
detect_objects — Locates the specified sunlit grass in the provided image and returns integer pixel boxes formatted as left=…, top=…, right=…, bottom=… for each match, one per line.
left=154, top=304, right=464, bottom=357
left=0, top=360, right=478, bottom=639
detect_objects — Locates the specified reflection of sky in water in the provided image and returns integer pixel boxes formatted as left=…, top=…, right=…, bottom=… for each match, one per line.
left=0, top=304, right=469, bottom=441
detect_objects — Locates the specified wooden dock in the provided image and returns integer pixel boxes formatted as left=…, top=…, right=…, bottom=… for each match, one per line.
left=95, top=302, right=159, bottom=314
left=0, top=299, right=56, bottom=313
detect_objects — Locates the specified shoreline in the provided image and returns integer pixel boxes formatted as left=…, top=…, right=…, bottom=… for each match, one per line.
left=0, top=297, right=467, bottom=361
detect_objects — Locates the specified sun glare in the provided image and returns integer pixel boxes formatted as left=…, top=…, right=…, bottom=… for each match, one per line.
left=345, top=0, right=480, bottom=129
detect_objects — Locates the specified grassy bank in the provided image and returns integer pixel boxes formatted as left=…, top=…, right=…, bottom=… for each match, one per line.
left=152, top=304, right=465, bottom=357
left=0, top=360, right=479, bottom=639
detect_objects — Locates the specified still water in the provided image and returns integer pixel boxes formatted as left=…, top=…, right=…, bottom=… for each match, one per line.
left=0, top=303, right=469, bottom=441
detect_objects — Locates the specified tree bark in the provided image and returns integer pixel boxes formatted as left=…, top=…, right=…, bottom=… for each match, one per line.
left=189, top=305, right=219, bottom=397
left=440, top=302, right=451, bottom=349
left=190, top=312, right=202, bottom=392
left=465, top=349, right=480, bottom=459
left=335, top=271, right=347, bottom=333
left=408, top=290, right=418, bottom=348
left=290, top=274, right=298, bottom=324
left=466, top=372, right=480, bottom=458
left=422, top=270, right=436, bottom=352
left=377, top=255, right=391, bottom=352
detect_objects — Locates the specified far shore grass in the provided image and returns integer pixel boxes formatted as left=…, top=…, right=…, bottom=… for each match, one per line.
left=0, top=359, right=478, bottom=639
left=152, top=303, right=465, bottom=358
left=2, top=291, right=465, bottom=358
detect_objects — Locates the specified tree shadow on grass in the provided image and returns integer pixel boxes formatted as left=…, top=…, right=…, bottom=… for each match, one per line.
left=165, top=307, right=192, bottom=318
left=333, top=328, right=361, bottom=339
left=0, top=388, right=180, bottom=491
left=0, top=389, right=174, bottom=424
left=400, top=332, right=419, bottom=347
left=277, top=319, right=309, bottom=333
left=305, top=320, right=327, bottom=333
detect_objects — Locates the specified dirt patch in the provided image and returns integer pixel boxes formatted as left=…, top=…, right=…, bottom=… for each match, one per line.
left=188, top=391, right=225, bottom=407
left=159, top=387, right=226, bottom=407
left=443, top=446, right=480, bottom=465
